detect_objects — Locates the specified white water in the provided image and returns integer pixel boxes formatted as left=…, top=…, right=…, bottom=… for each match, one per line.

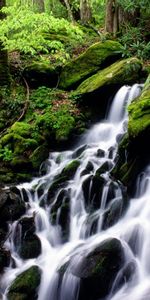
left=2, top=84, right=149, bottom=300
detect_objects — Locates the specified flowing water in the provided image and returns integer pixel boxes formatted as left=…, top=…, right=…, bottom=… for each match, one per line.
left=2, top=84, right=150, bottom=300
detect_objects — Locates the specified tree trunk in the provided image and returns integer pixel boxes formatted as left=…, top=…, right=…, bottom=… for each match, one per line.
left=0, top=0, right=9, bottom=86
left=80, top=0, right=92, bottom=24
left=105, top=0, right=140, bottom=36
left=33, top=0, right=45, bottom=12
left=63, top=0, right=74, bottom=22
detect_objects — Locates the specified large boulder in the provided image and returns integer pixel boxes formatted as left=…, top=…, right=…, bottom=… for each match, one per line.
left=14, top=217, right=42, bottom=259
left=59, top=238, right=125, bottom=300
left=112, top=76, right=150, bottom=191
left=59, top=40, right=122, bottom=89
left=0, top=188, right=26, bottom=224
left=7, top=266, right=41, bottom=300
left=75, top=57, right=142, bottom=96
left=23, top=62, right=59, bottom=88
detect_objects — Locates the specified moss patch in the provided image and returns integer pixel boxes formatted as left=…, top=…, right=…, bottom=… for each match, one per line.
left=128, top=74, right=150, bottom=138
left=59, top=40, right=122, bottom=89
left=75, top=57, right=142, bottom=95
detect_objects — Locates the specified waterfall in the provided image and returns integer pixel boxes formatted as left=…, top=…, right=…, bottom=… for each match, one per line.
left=2, top=84, right=148, bottom=300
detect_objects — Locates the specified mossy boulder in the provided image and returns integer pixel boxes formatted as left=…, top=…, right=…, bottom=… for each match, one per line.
left=59, top=40, right=122, bottom=89
left=112, top=76, right=150, bottom=191
left=128, top=75, right=150, bottom=139
left=23, top=62, right=59, bottom=88
left=47, top=160, right=80, bottom=204
left=59, top=238, right=125, bottom=300
left=14, top=217, right=41, bottom=259
left=0, top=188, right=26, bottom=224
left=75, top=57, right=142, bottom=96
left=7, top=266, right=41, bottom=300
left=0, top=248, right=10, bottom=272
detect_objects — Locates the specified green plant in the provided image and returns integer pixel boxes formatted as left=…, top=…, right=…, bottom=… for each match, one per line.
left=0, top=146, right=13, bottom=161
left=0, top=4, right=84, bottom=57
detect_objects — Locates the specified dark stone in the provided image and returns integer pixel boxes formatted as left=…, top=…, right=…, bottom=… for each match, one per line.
left=95, top=161, right=113, bottom=176
left=0, top=189, right=26, bottom=223
left=80, top=161, right=94, bottom=176
left=111, top=261, right=137, bottom=293
left=90, top=175, right=106, bottom=210
left=0, top=248, right=10, bottom=272
left=102, top=197, right=125, bottom=230
left=72, top=145, right=87, bottom=158
left=13, top=216, right=41, bottom=259
left=19, top=234, right=41, bottom=259
left=82, top=175, right=93, bottom=205
left=7, top=265, right=41, bottom=300
left=60, top=238, right=125, bottom=300
left=96, top=149, right=105, bottom=157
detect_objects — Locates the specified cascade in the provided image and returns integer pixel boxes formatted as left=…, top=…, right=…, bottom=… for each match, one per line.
left=1, top=84, right=149, bottom=300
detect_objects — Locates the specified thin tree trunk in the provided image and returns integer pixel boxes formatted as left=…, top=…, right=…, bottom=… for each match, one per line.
left=105, top=0, right=114, bottom=34
left=33, top=0, right=45, bottom=12
left=80, top=0, right=91, bottom=24
left=0, top=0, right=9, bottom=86
left=63, top=0, right=74, bottom=22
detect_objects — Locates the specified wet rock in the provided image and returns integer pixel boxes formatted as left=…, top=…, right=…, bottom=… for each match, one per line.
left=82, top=175, right=93, bottom=204
left=7, top=265, right=41, bottom=300
left=106, top=181, right=118, bottom=205
left=21, top=188, right=29, bottom=202
left=80, top=161, right=94, bottom=176
left=75, top=58, right=142, bottom=96
left=60, top=238, right=125, bottom=300
left=0, top=189, right=26, bottom=223
left=19, top=234, right=41, bottom=259
left=23, top=61, right=59, bottom=88
left=15, top=216, right=41, bottom=259
left=111, top=260, right=137, bottom=293
left=90, top=175, right=106, bottom=210
left=96, top=148, right=105, bottom=157
left=102, top=197, right=125, bottom=230
left=47, top=160, right=80, bottom=204
left=95, top=161, right=113, bottom=176
left=50, top=189, right=70, bottom=242
left=61, top=160, right=80, bottom=179
left=72, top=145, right=87, bottom=158
left=59, top=40, right=122, bottom=89
left=0, top=248, right=10, bottom=272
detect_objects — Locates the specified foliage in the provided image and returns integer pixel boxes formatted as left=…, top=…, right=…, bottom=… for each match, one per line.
left=0, top=146, right=13, bottom=161
left=116, top=0, right=150, bottom=12
left=0, top=4, right=84, bottom=56
left=119, top=26, right=150, bottom=60
left=0, top=85, right=25, bottom=131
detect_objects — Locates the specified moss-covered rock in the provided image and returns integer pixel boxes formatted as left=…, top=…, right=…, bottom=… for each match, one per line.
left=112, top=76, right=150, bottom=191
left=47, top=160, right=80, bottom=204
left=0, top=188, right=26, bottom=224
left=29, top=144, right=50, bottom=170
left=7, top=266, right=41, bottom=300
left=59, top=40, right=122, bottom=89
left=128, top=75, right=150, bottom=139
left=75, top=57, right=142, bottom=95
left=14, top=217, right=41, bottom=259
left=59, top=238, right=125, bottom=300
left=23, top=62, right=59, bottom=88
left=0, top=248, right=10, bottom=272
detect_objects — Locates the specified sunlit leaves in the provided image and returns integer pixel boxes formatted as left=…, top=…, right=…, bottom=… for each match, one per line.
left=0, top=4, right=83, bottom=55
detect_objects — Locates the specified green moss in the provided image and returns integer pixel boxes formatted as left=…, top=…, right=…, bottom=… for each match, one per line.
left=23, top=62, right=58, bottom=88
left=30, top=144, right=49, bottom=169
left=7, top=266, right=41, bottom=300
left=59, top=40, right=122, bottom=89
left=61, top=159, right=80, bottom=178
left=75, top=57, right=142, bottom=95
left=128, top=74, right=150, bottom=138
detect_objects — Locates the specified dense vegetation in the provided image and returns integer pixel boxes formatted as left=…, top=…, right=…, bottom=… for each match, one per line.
left=0, top=0, right=150, bottom=184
